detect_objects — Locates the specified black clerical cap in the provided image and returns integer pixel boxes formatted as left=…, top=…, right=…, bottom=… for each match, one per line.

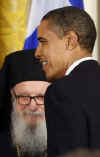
left=8, top=49, right=46, bottom=89
left=0, top=49, right=47, bottom=109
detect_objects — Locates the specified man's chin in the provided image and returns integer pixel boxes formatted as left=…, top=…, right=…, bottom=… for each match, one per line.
left=46, top=73, right=58, bottom=82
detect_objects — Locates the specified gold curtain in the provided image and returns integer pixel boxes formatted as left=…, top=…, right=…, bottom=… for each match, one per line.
left=0, top=0, right=28, bottom=68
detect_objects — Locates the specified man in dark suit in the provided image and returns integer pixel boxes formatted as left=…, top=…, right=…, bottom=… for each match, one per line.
left=35, top=6, right=100, bottom=157
left=0, top=49, right=50, bottom=157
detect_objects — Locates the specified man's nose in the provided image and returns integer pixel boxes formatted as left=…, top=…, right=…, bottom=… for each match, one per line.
left=29, top=99, right=38, bottom=111
left=35, top=47, right=41, bottom=58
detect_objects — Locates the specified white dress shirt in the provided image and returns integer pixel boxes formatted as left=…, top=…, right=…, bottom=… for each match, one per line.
left=66, top=57, right=96, bottom=76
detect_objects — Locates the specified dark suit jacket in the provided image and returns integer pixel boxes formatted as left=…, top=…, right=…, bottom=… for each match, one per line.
left=45, top=60, right=100, bottom=157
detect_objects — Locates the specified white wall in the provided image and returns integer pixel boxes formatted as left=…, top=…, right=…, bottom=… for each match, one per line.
left=84, top=0, right=99, bottom=60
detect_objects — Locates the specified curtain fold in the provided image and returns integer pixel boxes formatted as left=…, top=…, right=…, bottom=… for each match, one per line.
left=0, top=0, right=28, bottom=68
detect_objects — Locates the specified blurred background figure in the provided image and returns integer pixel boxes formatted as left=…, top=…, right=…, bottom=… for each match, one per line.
left=59, top=149, right=100, bottom=157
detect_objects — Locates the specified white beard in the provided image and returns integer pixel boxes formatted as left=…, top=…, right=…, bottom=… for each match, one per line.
left=11, top=100, right=47, bottom=156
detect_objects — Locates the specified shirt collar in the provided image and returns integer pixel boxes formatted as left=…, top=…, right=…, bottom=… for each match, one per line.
left=66, top=57, right=96, bottom=76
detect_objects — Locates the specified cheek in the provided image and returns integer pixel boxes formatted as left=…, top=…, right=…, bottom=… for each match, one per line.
left=41, top=43, right=53, bottom=56
left=16, top=105, right=25, bottom=113
left=38, top=105, right=45, bottom=112
left=39, top=44, right=48, bottom=52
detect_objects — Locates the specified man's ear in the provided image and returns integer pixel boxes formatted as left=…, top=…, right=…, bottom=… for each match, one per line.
left=64, top=31, right=78, bottom=50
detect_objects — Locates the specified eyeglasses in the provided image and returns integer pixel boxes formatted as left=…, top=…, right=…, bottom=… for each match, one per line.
left=13, top=90, right=44, bottom=106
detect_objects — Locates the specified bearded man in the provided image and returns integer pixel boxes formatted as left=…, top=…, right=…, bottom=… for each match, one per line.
left=0, top=49, right=50, bottom=157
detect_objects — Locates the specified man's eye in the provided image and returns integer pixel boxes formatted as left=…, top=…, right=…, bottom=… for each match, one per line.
left=40, top=40, right=48, bottom=44
left=37, top=96, right=44, bottom=100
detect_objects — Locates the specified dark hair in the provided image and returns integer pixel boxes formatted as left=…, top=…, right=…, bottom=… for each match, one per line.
left=42, top=6, right=97, bottom=52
